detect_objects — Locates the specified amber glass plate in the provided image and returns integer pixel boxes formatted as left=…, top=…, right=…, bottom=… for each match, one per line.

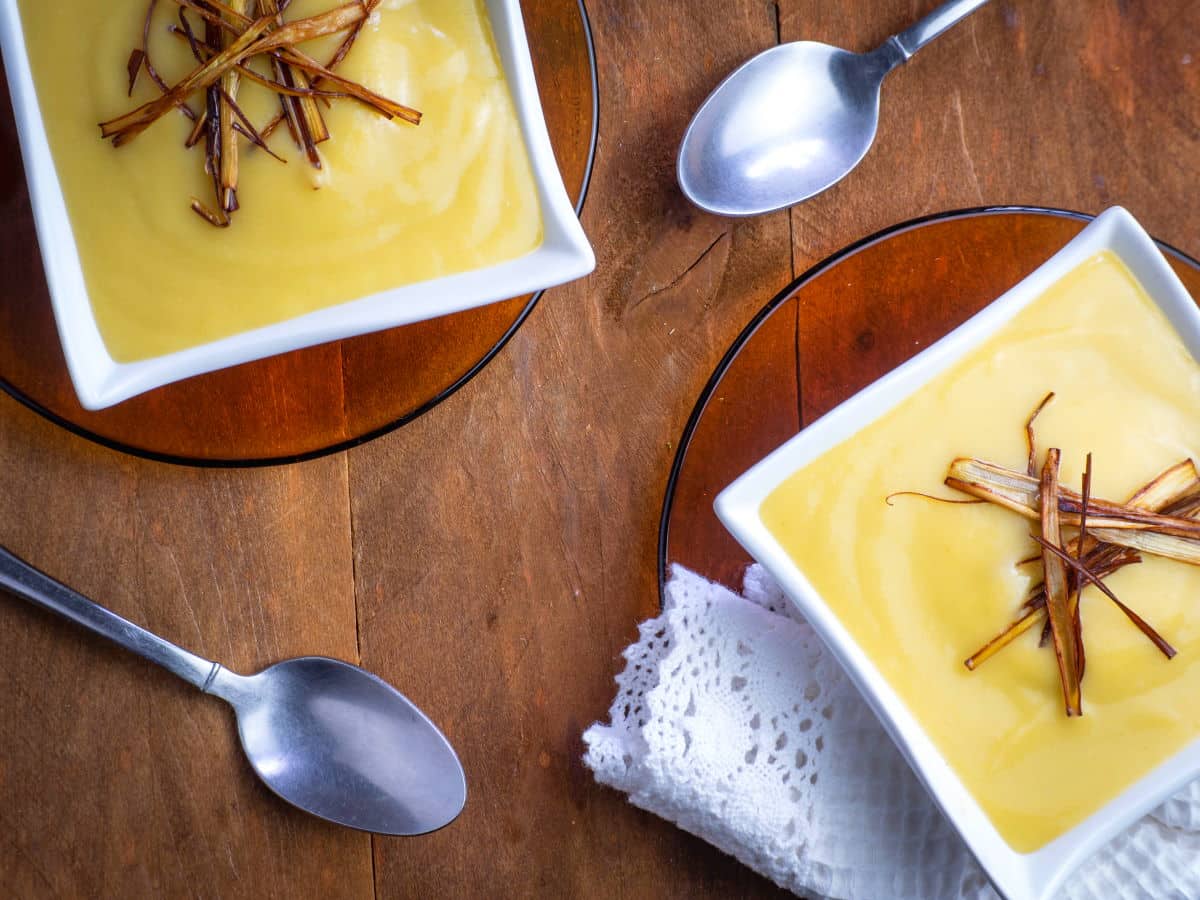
left=0, top=0, right=597, bottom=466
left=660, top=207, right=1200, bottom=598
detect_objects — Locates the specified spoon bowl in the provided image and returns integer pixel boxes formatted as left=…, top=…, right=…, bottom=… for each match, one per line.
left=679, top=43, right=891, bottom=216
left=212, top=657, right=467, bottom=835
left=678, top=0, right=990, bottom=216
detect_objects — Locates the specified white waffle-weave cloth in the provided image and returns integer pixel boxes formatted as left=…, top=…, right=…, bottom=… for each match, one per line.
left=583, top=565, right=1200, bottom=900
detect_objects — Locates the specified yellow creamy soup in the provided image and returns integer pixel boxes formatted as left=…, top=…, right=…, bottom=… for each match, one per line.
left=760, top=252, right=1200, bottom=853
left=18, top=0, right=543, bottom=361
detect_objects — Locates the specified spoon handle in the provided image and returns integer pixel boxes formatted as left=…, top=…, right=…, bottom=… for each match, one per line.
left=889, top=0, right=990, bottom=61
left=0, top=545, right=220, bottom=691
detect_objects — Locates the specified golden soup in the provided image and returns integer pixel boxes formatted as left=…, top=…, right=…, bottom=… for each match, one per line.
left=18, top=0, right=543, bottom=361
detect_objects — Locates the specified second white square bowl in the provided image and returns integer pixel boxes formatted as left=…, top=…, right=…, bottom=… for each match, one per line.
left=715, top=207, right=1200, bottom=900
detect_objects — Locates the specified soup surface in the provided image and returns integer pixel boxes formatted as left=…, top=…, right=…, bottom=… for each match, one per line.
left=18, top=0, right=543, bottom=361
left=761, top=252, right=1200, bottom=852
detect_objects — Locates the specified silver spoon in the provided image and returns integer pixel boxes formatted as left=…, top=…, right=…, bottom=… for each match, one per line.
left=0, top=545, right=466, bottom=836
left=678, top=0, right=990, bottom=217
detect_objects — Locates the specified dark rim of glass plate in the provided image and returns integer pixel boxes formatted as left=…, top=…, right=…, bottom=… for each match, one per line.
left=657, top=205, right=1200, bottom=604
left=0, top=0, right=600, bottom=469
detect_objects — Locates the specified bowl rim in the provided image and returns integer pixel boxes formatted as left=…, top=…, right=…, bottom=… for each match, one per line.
left=0, top=0, right=596, bottom=415
left=712, top=206, right=1200, bottom=900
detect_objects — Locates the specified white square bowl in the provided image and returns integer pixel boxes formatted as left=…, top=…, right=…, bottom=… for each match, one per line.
left=715, top=207, right=1200, bottom=900
left=0, top=0, right=594, bottom=410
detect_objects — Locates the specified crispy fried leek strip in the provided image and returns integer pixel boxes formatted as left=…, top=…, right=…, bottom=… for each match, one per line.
left=946, top=458, right=1200, bottom=562
left=99, top=4, right=374, bottom=146
left=185, top=108, right=208, bottom=148
left=128, top=0, right=199, bottom=121
left=168, top=0, right=419, bottom=123
left=1025, top=391, right=1055, bottom=477
left=104, top=0, right=424, bottom=226
left=310, top=0, right=384, bottom=100
left=1034, top=536, right=1177, bottom=660
left=1040, top=450, right=1082, bottom=716
left=166, top=26, right=348, bottom=102
left=171, top=0, right=367, bottom=51
left=259, top=110, right=287, bottom=142
left=196, top=0, right=388, bottom=95
left=105, top=2, right=419, bottom=142
left=218, top=0, right=251, bottom=214
left=964, top=459, right=1198, bottom=670
left=963, top=607, right=1039, bottom=671
left=100, top=15, right=275, bottom=145
left=948, top=458, right=1200, bottom=532
left=258, top=0, right=329, bottom=168
left=201, top=15, right=228, bottom=223
left=884, top=491, right=983, bottom=506
left=168, top=22, right=286, bottom=160
left=1086, top=527, right=1200, bottom=565
left=963, top=547, right=1140, bottom=670
left=127, top=49, right=147, bottom=96
left=1128, top=460, right=1200, bottom=508
left=1071, top=454, right=1093, bottom=678
left=273, top=47, right=422, bottom=123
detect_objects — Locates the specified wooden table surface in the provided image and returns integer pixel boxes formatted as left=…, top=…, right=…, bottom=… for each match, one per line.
left=2, top=2, right=1199, bottom=897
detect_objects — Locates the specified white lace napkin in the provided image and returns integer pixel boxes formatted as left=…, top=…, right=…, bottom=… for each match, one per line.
left=583, top=565, right=1200, bottom=900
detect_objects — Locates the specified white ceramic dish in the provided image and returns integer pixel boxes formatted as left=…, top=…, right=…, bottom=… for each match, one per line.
left=0, top=0, right=594, bottom=410
left=715, top=207, right=1200, bottom=900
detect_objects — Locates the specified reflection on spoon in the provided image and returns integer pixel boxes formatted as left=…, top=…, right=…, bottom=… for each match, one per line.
left=678, top=0, right=991, bottom=216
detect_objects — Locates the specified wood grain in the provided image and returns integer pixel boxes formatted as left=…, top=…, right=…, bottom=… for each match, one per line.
left=0, top=405, right=367, bottom=898
left=2, top=0, right=1200, bottom=898
left=350, top=1, right=795, bottom=896
left=666, top=296, right=799, bottom=589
